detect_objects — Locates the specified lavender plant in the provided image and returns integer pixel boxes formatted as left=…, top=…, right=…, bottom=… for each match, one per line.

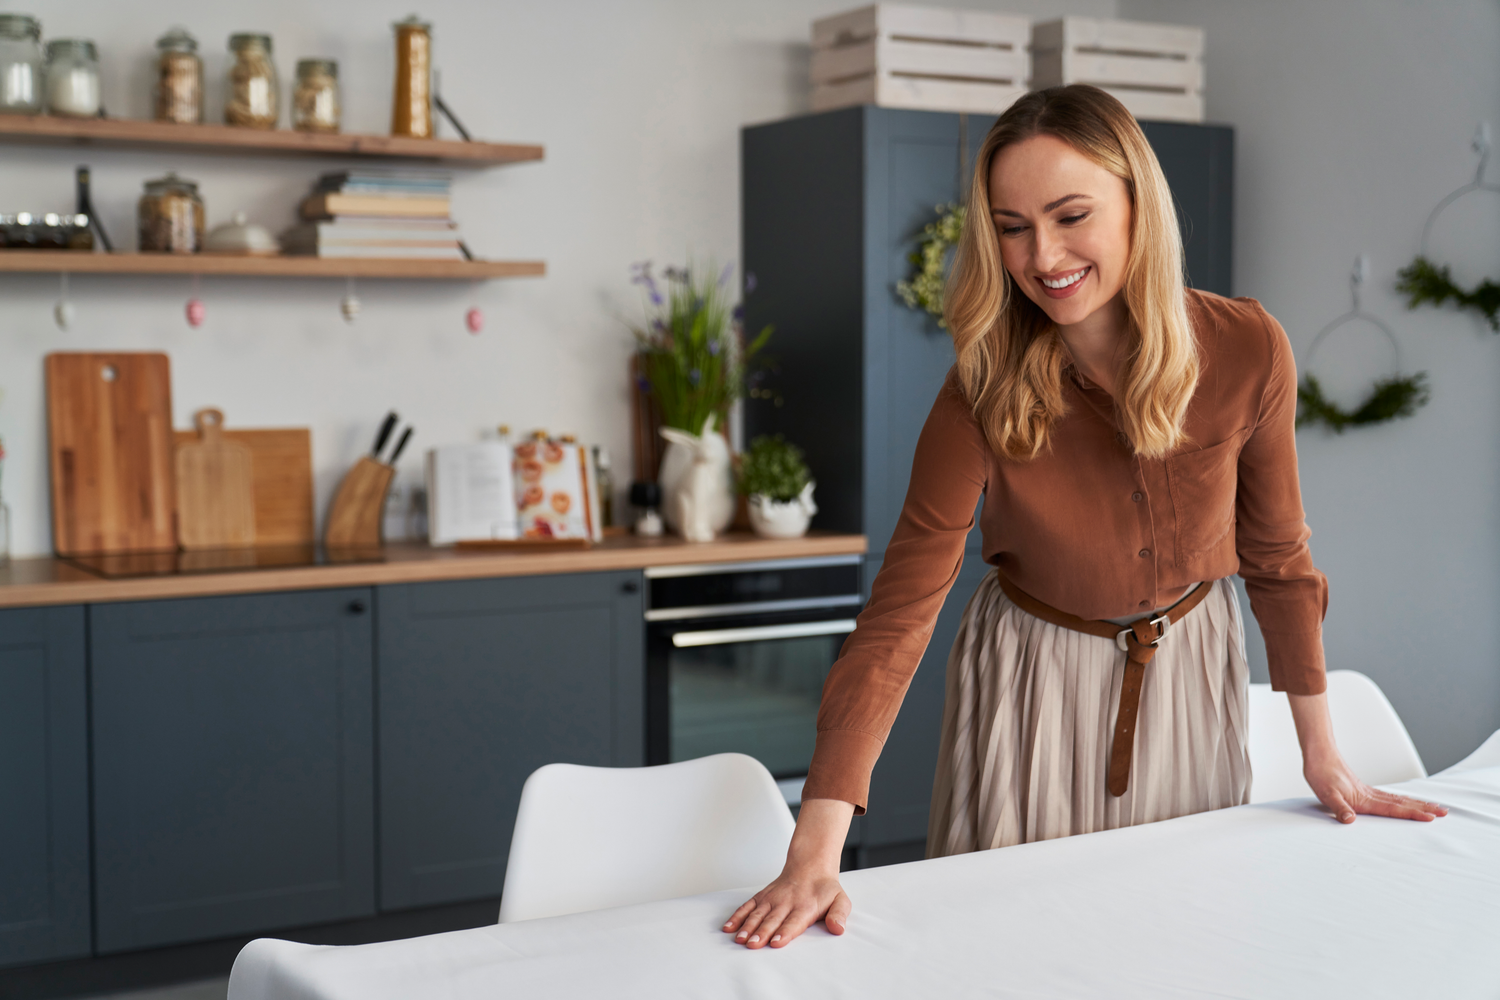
left=630, top=260, right=773, bottom=433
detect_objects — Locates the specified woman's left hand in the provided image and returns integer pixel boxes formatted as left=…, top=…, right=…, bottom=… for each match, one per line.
left=1302, top=752, right=1448, bottom=824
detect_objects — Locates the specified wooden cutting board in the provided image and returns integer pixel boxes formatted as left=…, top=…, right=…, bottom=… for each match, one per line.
left=46, top=352, right=176, bottom=556
left=175, top=408, right=256, bottom=550
left=172, top=425, right=314, bottom=547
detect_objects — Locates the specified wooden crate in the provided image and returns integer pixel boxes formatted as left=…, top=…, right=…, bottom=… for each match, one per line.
left=1030, top=16, right=1205, bottom=123
left=811, top=4, right=1029, bottom=115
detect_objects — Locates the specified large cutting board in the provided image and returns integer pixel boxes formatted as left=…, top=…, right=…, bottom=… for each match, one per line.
left=46, top=352, right=176, bottom=556
left=173, top=426, right=314, bottom=546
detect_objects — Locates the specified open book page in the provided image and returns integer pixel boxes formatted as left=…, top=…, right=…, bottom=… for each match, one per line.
left=425, top=443, right=519, bottom=545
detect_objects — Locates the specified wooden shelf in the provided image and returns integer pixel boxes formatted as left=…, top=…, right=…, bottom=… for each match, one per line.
left=0, top=251, right=544, bottom=279
left=0, top=113, right=543, bottom=165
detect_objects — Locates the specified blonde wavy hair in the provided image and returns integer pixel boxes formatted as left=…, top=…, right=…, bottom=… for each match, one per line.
left=945, top=85, right=1198, bottom=460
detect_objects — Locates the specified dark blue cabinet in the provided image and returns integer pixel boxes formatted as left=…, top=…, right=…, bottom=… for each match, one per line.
left=90, top=588, right=376, bottom=953
left=0, top=605, right=89, bottom=968
left=743, top=106, right=1234, bottom=851
left=376, top=571, right=644, bottom=911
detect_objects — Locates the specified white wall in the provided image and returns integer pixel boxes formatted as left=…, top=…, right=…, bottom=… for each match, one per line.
left=1120, top=0, right=1500, bottom=769
left=0, top=0, right=1110, bottom=558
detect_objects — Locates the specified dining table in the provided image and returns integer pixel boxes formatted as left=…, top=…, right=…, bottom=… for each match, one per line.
left=229, top=731, right=1500, bottom=999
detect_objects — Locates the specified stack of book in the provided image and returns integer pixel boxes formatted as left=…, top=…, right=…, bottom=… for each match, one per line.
left=281, top=171, right=465, bottom=259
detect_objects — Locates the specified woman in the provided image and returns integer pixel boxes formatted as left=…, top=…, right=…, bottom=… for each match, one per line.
left=723, top=85, right=1447, bottom=950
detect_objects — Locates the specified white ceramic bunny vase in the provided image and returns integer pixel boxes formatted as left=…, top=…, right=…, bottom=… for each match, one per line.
left=658, top=415, right=734, bottom=542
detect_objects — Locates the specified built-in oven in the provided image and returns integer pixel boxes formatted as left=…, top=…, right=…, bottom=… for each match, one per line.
left=645, top=555, right=865, bottom=807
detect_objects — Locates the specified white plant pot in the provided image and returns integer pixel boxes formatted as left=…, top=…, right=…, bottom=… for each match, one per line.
left=657, top=419, right=735, bottom=538
left=748, top=482, right=817, bottom=539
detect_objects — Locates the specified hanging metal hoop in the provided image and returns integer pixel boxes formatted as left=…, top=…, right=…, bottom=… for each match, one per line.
left=1418, top=123, right=1500, bottom=258
left=1298, top=255, right=1429, bottom=433
left=1303, top=255, right=1402, bottom=373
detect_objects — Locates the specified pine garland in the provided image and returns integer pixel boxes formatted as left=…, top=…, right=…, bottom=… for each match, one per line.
left=1395, top=256, right=1500, bottom=331
left=1296, top=372, right=1430, bottom=433
left=896, top=203, right=965, bottom=327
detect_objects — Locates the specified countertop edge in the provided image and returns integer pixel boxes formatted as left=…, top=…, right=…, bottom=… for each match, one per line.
left=0, top=533, right=869, bottom=608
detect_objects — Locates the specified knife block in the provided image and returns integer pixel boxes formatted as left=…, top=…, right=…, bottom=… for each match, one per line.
left=324, top=456, right=395, bottom=548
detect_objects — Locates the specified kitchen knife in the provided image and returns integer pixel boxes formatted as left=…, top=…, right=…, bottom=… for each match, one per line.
left=372, top=411, right=398, bottom=459
left=388, top=427, right=414, bottom=464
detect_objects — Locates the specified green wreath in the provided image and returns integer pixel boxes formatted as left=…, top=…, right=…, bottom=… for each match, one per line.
left=1395, top=256, right=1500, bottom=331
left=1296, top=372, right=1430, bottom=433
left=896, top=203, right=965, bottom=327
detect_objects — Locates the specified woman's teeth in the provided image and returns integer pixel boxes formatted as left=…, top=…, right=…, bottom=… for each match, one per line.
left=1041, top=268, right=1088, bottom=289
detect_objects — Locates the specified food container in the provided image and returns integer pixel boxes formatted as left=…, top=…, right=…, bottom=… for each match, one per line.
left=45, top=39, right=101, bottom=117
left=226, top=32, right=278, bottom=129
left=293, top=58, right=339, bottom=133
left=205, top=211, right=278, bottom=256
left=154, top=27, right=203, bottom=124
left=0, top=14, right=44, bottom=114
left=0, top=212, right=94, bottom=250
left=391, top=16, right=432, bottom=138
left=138, top=173, right=204, bottom=253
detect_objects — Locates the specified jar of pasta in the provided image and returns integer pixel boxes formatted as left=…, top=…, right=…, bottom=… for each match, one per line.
left=154, top=27, right=202, bottom=124
left=293, top=59, right=339, bottom=133
left=0, top=14, right=43, bottom=114
left=138, top=173, right=204, bottom=253
left=225, top=33, right=277, bottom=129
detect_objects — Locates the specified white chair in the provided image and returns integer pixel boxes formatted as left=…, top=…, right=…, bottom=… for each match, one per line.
left=497, top=753, right=795, bottom=923
left=1247, top=669, right=1426, bottom=803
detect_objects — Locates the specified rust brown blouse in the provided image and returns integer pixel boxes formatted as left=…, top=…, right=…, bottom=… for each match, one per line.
left=803, top=289, right=1329, bottom=813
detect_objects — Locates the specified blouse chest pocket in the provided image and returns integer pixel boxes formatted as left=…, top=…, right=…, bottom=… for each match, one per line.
left=1165, top=430, right=1247, bottom=561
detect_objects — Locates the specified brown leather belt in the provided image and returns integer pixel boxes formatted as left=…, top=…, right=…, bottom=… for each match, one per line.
left=994, top=572, right=1211, bottom=797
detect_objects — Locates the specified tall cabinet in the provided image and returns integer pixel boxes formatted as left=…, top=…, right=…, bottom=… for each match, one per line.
left=742, top=105, right=1233, bottom=854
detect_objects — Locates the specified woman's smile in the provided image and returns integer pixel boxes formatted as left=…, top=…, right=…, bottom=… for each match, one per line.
left=1037, top=265, right=1091, bottom=298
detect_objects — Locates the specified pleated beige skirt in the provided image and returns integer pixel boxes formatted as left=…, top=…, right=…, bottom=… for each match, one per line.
left=927, top=570, right=1251, bottom=858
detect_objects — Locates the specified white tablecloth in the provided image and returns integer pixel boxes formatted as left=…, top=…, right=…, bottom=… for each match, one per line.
left=230, top=732, right=1500, bottom=1000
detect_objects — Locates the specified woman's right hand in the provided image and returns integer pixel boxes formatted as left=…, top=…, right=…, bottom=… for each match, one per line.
left=722, top=798, right=855, bottom=949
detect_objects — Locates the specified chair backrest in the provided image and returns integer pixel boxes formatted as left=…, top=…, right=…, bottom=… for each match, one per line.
left=1247, top=669, right=1426, bottom=804
left=497, top=753, right=795, bottom=923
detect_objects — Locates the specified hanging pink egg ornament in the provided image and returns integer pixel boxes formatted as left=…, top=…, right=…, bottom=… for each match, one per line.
left=186, top=297, right=206, bottom=328
left=465, top=306, right=483, bottom=334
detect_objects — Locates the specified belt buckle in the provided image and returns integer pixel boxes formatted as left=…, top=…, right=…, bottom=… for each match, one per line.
left=1115, top=613, right=1171, bottom=652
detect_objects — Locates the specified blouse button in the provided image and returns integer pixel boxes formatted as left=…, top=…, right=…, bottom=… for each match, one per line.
left=1131, top=491, right=1143, bottom=502
left=1138, top=548, right=1151, bottom=558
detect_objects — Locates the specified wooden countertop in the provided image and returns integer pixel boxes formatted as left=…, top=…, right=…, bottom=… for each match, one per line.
left=0, top=532, right=868, bottom=609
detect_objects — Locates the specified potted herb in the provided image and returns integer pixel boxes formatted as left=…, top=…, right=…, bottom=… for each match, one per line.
left=630, top=260, right=772, bottom=537
left=738, top=434, right=816, bottom=539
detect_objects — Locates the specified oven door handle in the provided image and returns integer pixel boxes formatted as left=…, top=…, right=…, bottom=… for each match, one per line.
left=670, top=619, right=858, bottom=648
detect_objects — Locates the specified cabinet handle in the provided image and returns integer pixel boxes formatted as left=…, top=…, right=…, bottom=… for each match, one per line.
left=621, top=579, right=640, bottom=594
left=348, top=600, right=368, bottom=615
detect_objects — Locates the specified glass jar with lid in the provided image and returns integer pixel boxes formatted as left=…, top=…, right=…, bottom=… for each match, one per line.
left=45, top=39, right=101, bottom=118
left=225, top=32, right=278, bottom=129
left=138, top=173, right=204, bottom=253
left=293, top=58, right=339, bottom=133
left=0, top=13, right=44, bottom=114
left=154, top=27, right=202, bottom=124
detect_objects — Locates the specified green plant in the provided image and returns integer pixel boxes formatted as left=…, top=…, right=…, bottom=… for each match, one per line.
left=630, top=260, right=773, bottom=433
left=1296, top=372, right=1430, bottom=433
left=1396, top=256, right=1500, bottom=331
left=737, top=434, right=810, bottom=502
left=896, top=203, right=965, bottom=327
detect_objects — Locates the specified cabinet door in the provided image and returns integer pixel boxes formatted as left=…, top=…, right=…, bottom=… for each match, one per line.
left=1140, top=121, right=1235, bottom=297
left=91, top=589, right=375, bottom=953
left=862, top=553, right=992, bottom=849
left=377, top=571, right=644, bottom=911
left=0, top=606, right=89, bottom=968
